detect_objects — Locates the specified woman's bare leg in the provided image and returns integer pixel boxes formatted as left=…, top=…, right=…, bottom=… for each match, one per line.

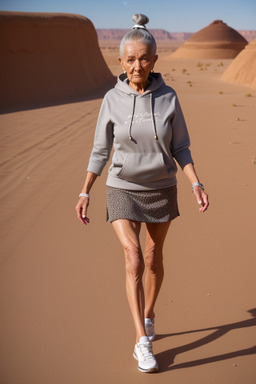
left=144, top=221, right=171, bottom=320
left=112, top=219, right=146, bottom=343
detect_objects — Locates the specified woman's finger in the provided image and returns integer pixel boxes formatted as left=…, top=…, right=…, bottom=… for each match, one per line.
left=81, top=206, right=90, bottom=225
left=82, top=204, right=87, bottom=218
left=193, top=188, right=202, bottom=205
left=75, top=203, right=83, bottom=221
left=75, top=199, right=90, bottom=224
left=199, top=192, right=209, bottom=212
left=193, top=188, right=209, bottom=212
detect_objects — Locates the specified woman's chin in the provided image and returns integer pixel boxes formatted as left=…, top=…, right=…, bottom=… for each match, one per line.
left=131, top=77, right=147, bottom=84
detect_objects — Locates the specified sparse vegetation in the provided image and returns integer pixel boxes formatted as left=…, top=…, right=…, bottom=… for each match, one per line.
left=217, top=62, right=224, bottom=67
left=162, top=73, right=175, bottom=83
left=182, top=68, right=187, bottom=74
left=244, top=93, right=252, bottom=97
left=219, top=91, right=223, bottom=94
left=252, top=156, right=256, bottom=165
left=197, top=62, right=213, bottom=71
left=187, top=80, right=192, bottom=87
left=231, top=103, right=237, bottom=107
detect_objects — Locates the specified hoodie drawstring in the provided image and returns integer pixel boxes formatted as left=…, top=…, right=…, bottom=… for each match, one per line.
left=129, top=94, right=136, bottom=141
left=128, top=93, right=158, bottom=141
left=150, top=93, right=158, bottom=141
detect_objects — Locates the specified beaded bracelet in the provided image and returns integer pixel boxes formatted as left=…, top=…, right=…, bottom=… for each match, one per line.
left=79, top=193, right=90, bottom=199
left=192, top=182, right=204, bottom=192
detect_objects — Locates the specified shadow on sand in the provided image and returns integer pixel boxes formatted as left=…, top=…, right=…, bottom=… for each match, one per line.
left=155, top=308, right=256, bottom=372
left=0, top=79, right=116, bottom=115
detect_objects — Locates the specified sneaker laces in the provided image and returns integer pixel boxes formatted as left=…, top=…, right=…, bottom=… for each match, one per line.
left=145, top=323, right=154, bottom=334
left=137, top=342, right=153, bottom=360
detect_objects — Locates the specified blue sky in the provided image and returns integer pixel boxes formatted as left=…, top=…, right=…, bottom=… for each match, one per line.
left=0, top=0, right=255, bottom=32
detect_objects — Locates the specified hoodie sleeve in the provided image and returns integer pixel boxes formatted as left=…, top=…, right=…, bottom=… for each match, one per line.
left=170, top=95, right=193, bottom=169
left=87, top=94, right=114, bottom=175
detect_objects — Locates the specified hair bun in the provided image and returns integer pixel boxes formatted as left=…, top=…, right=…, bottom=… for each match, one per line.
left=132, top=14, right=149, bottom=27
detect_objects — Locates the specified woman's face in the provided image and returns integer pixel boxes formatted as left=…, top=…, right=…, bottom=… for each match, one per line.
left=119, top=40, right=158, bottom=87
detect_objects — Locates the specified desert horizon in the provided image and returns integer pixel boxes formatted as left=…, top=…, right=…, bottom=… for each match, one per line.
left=97, top=29, right=256, bottom=42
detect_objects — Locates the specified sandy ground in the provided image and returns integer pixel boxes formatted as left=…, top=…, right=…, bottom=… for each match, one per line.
left=0, top=41, right=256, bottom=384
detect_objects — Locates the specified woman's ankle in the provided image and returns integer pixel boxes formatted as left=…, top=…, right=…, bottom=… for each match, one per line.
left=136, top=332, right=147, bottom=344
left=144, top=311, right=155, bottom=321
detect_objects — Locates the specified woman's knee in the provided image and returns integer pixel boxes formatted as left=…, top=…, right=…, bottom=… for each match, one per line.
left=144, top=243, right=163, bottom=273
left=124, top=244, right=144, bottom=279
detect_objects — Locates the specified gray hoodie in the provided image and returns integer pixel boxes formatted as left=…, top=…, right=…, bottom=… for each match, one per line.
left=87, top=73, right=193, bottom=190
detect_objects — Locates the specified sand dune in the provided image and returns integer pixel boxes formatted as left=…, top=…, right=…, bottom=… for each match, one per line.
left=222, top=38, right=256, bottom=89
left=171, top=20, right=248, bottom=59
left=0, top=11, right=114, bottom=111
left=0, top=34, right=256, bottom=384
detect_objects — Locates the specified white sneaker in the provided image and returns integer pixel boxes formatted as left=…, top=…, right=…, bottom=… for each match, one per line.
left=133, top=336, right=159, bottom=373
left=145, top=316, right=155, bottom=341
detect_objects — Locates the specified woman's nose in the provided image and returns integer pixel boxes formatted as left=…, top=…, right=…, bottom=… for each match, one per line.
left=133, top=59, right=142, bottom=70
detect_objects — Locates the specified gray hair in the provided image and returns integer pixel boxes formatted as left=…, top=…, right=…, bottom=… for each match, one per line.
left=119, top=14, right=157, bottom=57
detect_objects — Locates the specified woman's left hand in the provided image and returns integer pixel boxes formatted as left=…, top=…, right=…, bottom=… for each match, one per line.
left=193, top=186, right=209, bottom=212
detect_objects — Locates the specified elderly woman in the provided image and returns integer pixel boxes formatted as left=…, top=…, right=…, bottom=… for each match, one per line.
left=76, top=14, right=209, bottom=373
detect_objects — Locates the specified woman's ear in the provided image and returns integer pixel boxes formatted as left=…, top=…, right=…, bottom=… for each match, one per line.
left=118, top=57, right=126, bottom=73
left=154, top=55, right=158, bottom=64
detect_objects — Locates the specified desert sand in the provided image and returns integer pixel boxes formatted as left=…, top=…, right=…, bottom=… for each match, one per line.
left=171, top=20, right=248, bottom=59
left=222, top=38, right=256, bottom=89
left=0, top=20, right=256, bottom=384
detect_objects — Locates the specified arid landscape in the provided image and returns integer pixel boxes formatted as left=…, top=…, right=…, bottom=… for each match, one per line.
left=0, top=12, right=256, bottom=384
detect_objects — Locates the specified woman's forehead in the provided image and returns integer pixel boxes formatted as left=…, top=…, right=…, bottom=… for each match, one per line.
left=123, top=41, right=153, bottom=56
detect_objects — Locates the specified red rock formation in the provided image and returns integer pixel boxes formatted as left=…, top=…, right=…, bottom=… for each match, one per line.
left=238, top=30, right=256, bottom=42
left=97, top=29, right=193, bottom=41
left=171, top=20, right=248, bottom=59
left=0, top=11, right=114, bottom=111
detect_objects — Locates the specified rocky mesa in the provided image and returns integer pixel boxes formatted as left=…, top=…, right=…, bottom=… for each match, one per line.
left=97, top=28, right=256, bottom=42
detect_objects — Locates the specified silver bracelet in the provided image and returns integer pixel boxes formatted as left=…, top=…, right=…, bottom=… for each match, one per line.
left=79, top=193, right=90, bottom=199
left=192, top=182, right=204, bottom=192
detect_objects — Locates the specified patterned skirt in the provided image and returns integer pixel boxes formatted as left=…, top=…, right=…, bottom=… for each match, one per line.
left=106, top=185, right=179, bottom=223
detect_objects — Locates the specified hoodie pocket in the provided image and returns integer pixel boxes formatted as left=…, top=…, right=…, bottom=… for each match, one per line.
left=117, top=153, right=170, bottom=183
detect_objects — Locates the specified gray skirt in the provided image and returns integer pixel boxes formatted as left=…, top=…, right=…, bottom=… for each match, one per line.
left=106, top=185, right=179, bottom=223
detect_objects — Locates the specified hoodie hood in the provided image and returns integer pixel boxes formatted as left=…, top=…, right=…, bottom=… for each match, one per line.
left=115, top=72, right=166, bottom=95
left=115, top=73, right=166, bottom=141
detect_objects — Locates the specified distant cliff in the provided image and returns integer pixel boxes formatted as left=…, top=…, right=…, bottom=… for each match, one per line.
left=97, top=29, right=193, bottom=41
left=238, top=30, right=256, bottom=42
left=97, top=29, right=256, bottom=42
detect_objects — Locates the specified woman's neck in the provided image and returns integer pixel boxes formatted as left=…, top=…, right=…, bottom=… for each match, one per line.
left=129, top=80, right=150, bottom=94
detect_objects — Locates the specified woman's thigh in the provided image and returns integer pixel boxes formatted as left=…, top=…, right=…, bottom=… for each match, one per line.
left=145, top=221, right=171, bottom=254
left=112, top=219, right=142, bottom=251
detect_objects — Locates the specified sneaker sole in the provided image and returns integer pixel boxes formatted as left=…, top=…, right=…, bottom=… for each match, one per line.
left=138, top=366, right=159, bottom=373
left=133, top=351, right=159, bottom=373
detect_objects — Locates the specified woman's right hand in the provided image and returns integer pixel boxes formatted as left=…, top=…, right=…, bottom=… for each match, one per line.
left=75, top=196, right=90, bottom=225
